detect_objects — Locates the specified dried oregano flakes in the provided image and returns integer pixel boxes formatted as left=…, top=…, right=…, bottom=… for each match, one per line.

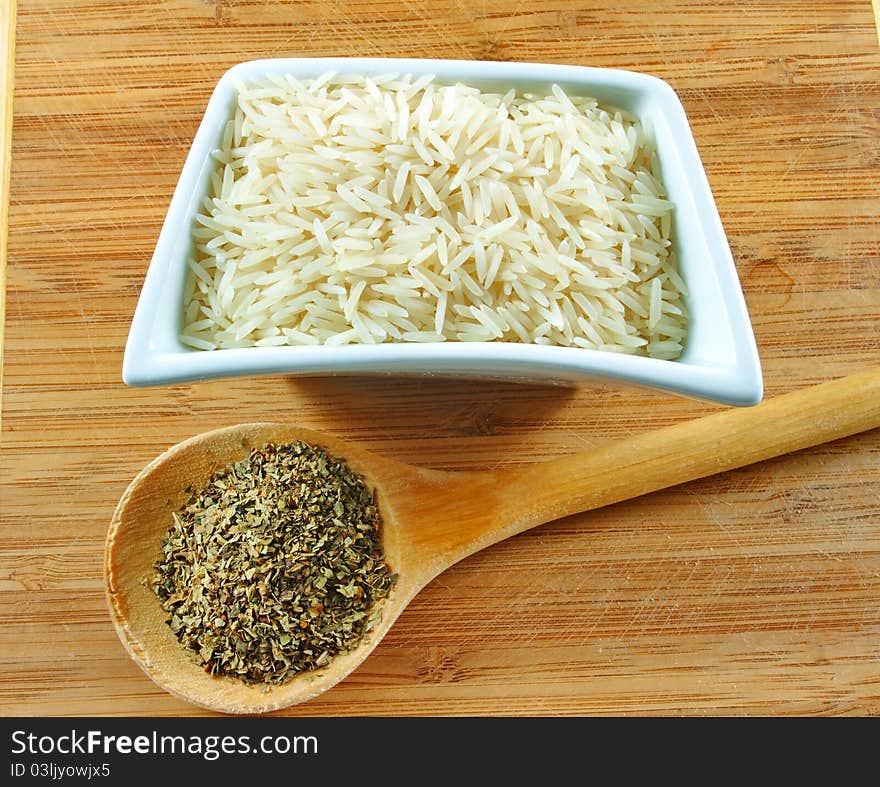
left=152, top=441, right=397, bottom=685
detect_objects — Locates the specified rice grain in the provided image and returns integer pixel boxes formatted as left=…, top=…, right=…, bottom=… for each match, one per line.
left=182, top=74, right=687, bottom=359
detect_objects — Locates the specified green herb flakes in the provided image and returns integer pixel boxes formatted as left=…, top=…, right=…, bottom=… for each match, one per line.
left=152, top=441, right=397, bottom=684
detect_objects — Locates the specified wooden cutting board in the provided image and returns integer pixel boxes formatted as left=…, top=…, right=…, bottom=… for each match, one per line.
left=2, top=0, right=879, bottom=717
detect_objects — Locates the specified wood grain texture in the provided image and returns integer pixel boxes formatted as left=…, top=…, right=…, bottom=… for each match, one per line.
left=874, top=0, right=880, bottom=44
left=2, top=0, right=879, bottom=716
left=0, top=0, right=15, bottom=423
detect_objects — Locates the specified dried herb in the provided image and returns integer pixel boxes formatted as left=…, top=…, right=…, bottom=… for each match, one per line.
left=152, top=441, right=397, bottom=684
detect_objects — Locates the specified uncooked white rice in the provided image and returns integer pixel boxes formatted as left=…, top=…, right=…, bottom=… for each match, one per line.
left=181, top=73, right=687, bottom=357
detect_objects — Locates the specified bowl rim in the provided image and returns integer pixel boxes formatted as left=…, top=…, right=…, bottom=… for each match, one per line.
left=123, top=56, right=763, bottom=406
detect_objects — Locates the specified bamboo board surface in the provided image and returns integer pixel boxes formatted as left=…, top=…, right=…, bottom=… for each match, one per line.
left=1, top=0, right=879, bottom=716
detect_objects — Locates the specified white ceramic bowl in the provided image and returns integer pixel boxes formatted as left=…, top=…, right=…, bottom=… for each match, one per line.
left=123, top=58, right=762, bottom=405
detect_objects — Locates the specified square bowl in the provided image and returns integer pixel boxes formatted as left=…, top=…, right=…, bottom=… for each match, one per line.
left=123, top=57, right=763, bottom=405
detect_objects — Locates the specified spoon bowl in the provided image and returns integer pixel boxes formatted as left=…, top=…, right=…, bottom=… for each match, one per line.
left=106, top=369, right=880, bottom=713
left=105, top=423, right=460, bottom=713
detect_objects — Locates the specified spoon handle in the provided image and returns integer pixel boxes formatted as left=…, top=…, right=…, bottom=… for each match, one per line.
left=433, top=368, right=880, bottom=563
left=502, top=367, right=880, bottom=532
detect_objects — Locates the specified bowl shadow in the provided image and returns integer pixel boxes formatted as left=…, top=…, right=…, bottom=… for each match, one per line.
left=279, top=374, right=582, bottom=470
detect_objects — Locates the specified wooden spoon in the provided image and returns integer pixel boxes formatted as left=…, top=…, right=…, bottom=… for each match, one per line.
left=105, top=368, right=880, bottom=714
